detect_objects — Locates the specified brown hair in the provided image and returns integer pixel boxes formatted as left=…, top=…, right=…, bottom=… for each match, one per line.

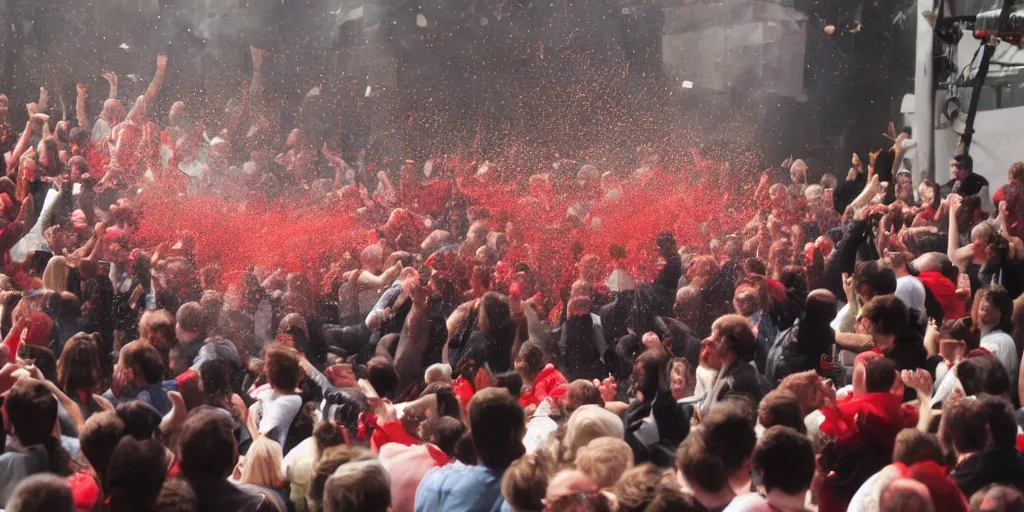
left=893, top=429, right=944, bottom=466
left=575, top=437, right=634, bottom=489
left=469, top=387, right=526, bottom=471
left=861, top=295, right=910, bottom=336
left=322, top=460, right=391, bottom=512
left=501, top=451, right=552, bottom=511
left=758, top=389, right=807, bottom=433
left=754, top=426, right=815, bottom=494
left=106, top=437, right=169, bottom=512
left=3, top=474, right=75, bottom=512
left=1009, top=161, right=1024, bottom=182
left=778, top=370, right=823, bottom=415
left=942, top=398, right=989, bottom=455
left=155, top=478, right=198, bottom=512
left=264, top=344, right=302, bottom=391
left=676, top=432, right=728, bottom=494
left=307, top=445, right=372, bottom=512
left=177, top=409, right=237, bottom=482
left=80, top=411, right=126, bottom=478
left=714, top=314, right=757, bottom=362
left=312, top=420, right=348, bottom=458
left=176, top=301, right=208, bottom=334
left=121, top=341, right=166, bottom=384
left=57, top=332, right=103, bottom=395
left=6, top=379, right=74, bottom=476
left=140, top=309, right=176, bottom=350
left=613, top=464, right=663, bottom=512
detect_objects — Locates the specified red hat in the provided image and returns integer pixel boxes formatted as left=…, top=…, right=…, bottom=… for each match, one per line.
left=68, top=472, right=102, bottom=512
left=896, top=461, right=969, bottom=512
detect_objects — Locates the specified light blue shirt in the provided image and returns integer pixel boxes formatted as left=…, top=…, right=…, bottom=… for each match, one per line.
left=414, top=461, right=506, bottom=512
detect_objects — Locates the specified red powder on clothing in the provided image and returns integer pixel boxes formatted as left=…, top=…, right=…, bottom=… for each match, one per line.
left=133, top=193, right=363, bottom=284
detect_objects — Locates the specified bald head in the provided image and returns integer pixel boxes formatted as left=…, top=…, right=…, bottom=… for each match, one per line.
left=911, top=252, right=949, bottom=274
left=806, top=289, right=838, bottom=321
left=880, top=478, right=934, bottom=512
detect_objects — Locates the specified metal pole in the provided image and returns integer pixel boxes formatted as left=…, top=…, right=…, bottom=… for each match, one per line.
left=960, top=0, right=1014, bottom=155
left=959, top=40, right=996, bottom=155
left=913, top=0, right=936, bottom=182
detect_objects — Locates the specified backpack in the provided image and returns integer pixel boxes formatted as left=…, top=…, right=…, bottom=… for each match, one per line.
left=764, top=322, right=811, bottom=386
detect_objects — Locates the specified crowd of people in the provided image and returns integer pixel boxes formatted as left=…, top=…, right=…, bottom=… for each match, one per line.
left=1, top=47, right=1024, bottom=512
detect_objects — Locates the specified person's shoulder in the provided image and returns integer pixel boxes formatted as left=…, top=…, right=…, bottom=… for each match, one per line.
left=236, top=483, right=286, bottom=512
left=416, top=462, right=458, bottom=491
left=722, top=492, right=767, bottom=512
left=982, top=330, right=1015, bottom=346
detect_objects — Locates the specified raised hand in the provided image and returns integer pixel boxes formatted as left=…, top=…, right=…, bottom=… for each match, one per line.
left=101, top=70, right=119, bottom=86
left=901, top=369, right=933, bottom=398
left=869, top=149, right=882, bottom=167
left=842, top=272, right=856, bottom=304
left=948, top=193, right=964, bottom=217
left=250, top=46, right=267, bottom=69
left=160, top=391, right=187, bottom=434
left=593, top=375, right=617, bottom=403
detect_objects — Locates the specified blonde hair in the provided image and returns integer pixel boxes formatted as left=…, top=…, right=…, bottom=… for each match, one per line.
left=501, top=451, right=552, bottom=511
left=561, top=405, right=624, bottom=464
left=424, top=363, right=452, bottom=384
left=42, top=256, right=69, bottom=293
left=575, top=437, right=634, bottom=489
left=322, top=460, right=391, bottom=512
left=239, top=436, right=284, bottom=489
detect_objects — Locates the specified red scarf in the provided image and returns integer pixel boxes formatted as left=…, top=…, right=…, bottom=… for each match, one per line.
left=916, top=271, right=965, bottom=319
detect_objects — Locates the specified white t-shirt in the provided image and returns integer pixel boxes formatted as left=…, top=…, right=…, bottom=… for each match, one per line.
left=91, top=118, right=112, bottom=144
left=257, top=390, right=303, bottom=447
left=895, top=276, right=926, bottom=326
left=523, top=400, right=558, bottom=453
left=981, top=330, right=1019, bottom=389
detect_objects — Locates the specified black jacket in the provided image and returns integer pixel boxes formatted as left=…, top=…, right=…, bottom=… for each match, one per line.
left=700, top=359, right=765, bottom=417
left=189, top=479, right=282, bottom=512
left=951, top=445, right=1024, bottom=498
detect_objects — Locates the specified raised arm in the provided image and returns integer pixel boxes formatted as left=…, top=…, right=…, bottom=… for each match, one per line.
left=143, top=56, right=167, bottom=109
left=37, top=87, right=49, bottom=113
left=355, top=261, right=403, bottom=290
left=834, top=332, right=874, bottom=353
left=76, top=84, right=90, bottom=130
left=393, top=280, right=431, bottom=395
left=101, top=70, right=119, bottom=100
left=67, top=223, right=105, bottom=263
left=6, top=105, right=43, bottom=169
left=123, top=56, right=166, bottom=123
left=81, top=222, right=106, bottom=266
left=947, top=194, right=969, bottom=271
left=0, top=194, right=35, bottom=255
left=249, top=47, right=266, bottom=97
